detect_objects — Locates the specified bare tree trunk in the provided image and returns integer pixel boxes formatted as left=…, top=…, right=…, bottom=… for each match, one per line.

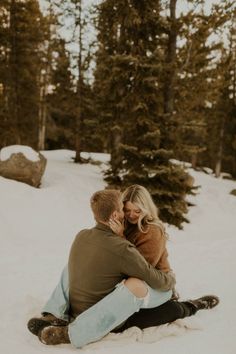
left=38, top=3, right=54, bottom=151
left=233, top=38, right=236, bottom=105
left=75, top=0, right=83, bottom=163
left=215, top=118, right=225, bottom=178
left=191, top=152, right=198, bottom=169
left=9, top=0, right=21, bottom=144
left=38, top=73, right=47, bottom=151
left=164, top=0, right=177, bottom=115
left=110, top=125, right=123, bottom=174
left=233, top=33, right=236, bottom=177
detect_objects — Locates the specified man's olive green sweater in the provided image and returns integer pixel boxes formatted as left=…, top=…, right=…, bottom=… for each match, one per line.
left=68, top=223, right=175, bottom=317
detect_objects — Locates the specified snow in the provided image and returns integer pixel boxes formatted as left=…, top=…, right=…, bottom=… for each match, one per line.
left=0, top=145, right=40, bottom=162
left=0, top=149, right=236, bottom=354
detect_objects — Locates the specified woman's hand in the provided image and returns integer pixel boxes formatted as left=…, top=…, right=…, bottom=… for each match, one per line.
left=171, top=287, right=180, bottom=300
left=109, top=218, right=125, bottom=238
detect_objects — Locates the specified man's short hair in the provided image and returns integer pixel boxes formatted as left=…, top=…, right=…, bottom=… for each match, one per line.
left=90, top=189, right=122, bottom=222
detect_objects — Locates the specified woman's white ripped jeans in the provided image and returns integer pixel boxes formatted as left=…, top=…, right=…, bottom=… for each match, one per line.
left=117, top=279, right=172, bottom=308
left=68, top=280, right=172, bottom=348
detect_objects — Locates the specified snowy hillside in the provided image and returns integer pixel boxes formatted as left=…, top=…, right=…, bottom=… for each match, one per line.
left=0, top=150, right=235, bottom=354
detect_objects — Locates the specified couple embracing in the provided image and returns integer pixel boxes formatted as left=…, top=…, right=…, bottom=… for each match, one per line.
left=28, top=185, right=219, bottom=348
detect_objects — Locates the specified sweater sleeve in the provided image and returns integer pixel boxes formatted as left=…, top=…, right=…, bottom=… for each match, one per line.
left=135, top=226, right=171, bottom=271
left=119, top=242, right=175, bottom=291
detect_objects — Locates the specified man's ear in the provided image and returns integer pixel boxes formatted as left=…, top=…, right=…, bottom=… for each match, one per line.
left=111, top=211, right=118, bottom=219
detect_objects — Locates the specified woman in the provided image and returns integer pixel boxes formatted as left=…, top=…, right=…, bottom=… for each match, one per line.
left=109, top=184, right=172, bottom=274
left=109, top=184, right=178, bottom=303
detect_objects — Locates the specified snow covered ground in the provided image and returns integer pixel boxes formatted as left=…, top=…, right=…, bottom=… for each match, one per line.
left=0, top=149, right=236, bottom=354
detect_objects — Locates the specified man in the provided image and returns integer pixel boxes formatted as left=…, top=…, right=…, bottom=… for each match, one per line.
left=28, top=189, right=219, bottom=348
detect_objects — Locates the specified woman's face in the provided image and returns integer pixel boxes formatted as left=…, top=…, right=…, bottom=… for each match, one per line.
left=123, top=201, right=142, bottom=224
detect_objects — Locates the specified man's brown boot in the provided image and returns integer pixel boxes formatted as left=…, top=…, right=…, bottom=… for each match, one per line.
left=38, top=325, right=70, bottom=345
left=27, top=313, right=68, bottom=336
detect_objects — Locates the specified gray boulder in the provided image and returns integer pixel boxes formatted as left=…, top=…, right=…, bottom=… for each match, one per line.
left=0, top=147, right=47, bottom=188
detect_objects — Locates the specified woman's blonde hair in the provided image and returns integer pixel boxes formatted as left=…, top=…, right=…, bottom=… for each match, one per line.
left=122, top=184, right=166, bottom=236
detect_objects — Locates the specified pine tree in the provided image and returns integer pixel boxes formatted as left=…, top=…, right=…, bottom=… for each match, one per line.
left=38, top=0, right=58, bottom=151
left=52, top=0, right=96, bottom=160
left=207, top=9, right=236, bottom=178
left=188, top=1, right=236, bottom=177
left=0, top=0, right=46, bottom=148
left=46, top=38, right=75, bottom=149
left=37, top=0, right=97, bottom=153
left=167, top=1, right=231, bottom=169
left=93, top=0, right=121, bottom=155
left=95, top=0, right=194, bottom=228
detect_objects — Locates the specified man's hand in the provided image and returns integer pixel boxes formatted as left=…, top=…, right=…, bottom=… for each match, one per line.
left=108, top=218, right=125, bottom=238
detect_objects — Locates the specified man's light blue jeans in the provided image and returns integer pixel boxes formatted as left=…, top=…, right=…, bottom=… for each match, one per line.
left=43, top=266, right=172, bottom=348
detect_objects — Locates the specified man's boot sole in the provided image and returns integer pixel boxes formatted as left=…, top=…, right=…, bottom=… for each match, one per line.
left=38, top=325, right=70, bottom=345
left=27, top=318, right=52, bottom=336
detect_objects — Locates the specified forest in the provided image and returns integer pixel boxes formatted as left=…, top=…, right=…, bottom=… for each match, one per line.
left=0, top=0, right=236, bottom=227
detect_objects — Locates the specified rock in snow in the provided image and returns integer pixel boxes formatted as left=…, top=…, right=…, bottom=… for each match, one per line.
left=0, top=145, right=47, bottom=187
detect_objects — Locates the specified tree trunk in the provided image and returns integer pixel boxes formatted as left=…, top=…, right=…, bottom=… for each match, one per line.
left=191, top=152, right=198, bottom=169
left=110, top=125, right=123, bottom=174
left=9, top=0, right=21, bottom=144
left=164, top=0, right=177, bottom=115
left=215, top=118, right=225, bottom=178
left=38, top=2, right=54, bottom=151
left=38, top=73, right=47, bottom=151
left=75, top=0, right=83, bottom=163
